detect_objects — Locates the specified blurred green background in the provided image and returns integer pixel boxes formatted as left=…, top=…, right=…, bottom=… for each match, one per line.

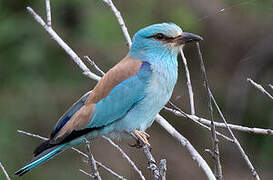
left=0, top=0, right=273, bottom=179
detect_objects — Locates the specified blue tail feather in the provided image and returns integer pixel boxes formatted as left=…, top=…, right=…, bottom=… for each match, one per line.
left=15, top=144, right=66, bottom=176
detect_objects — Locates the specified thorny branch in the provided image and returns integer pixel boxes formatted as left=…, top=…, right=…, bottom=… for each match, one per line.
left=247, top=78, right=273, bottom=101
left=0, top=162, right=10, bottom=180
left=196, top=42, right=223, bottom=180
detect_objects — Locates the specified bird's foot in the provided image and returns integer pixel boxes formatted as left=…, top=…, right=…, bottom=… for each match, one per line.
left=130, top=130, right=151, bottom=148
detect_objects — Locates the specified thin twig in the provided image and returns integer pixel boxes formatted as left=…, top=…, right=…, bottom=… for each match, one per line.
left=17, top=130, right=126, bottom=179
left=84, top=56, right=105, bottom=76
left=102, top=0, right=132, bottom=47
left=0, top=162, right=10, bottom=180
left=269, top=84, right=273, bottom=90
left=45, top=0, right=52, bottom=26
left=247, top=78, right=273, bottom=101
left=79, top=169, right=95, bottom=178
left=163, top=106, right=273, bottom=135
left=102, top=136, right=145, bottom=180
left=196, top=43, right=260, bottom=180
left=164, top=105, right=233, bottom=142
left=180, top=48, right=195, bottom=115
left=196, top=42, right=223, bottom=180
left=84, top=139, right=102, bottom=180
left=155, top=115, right=216, bottom=180
left=159, top=159, right=167, bottom=180
left=130, top=133, right=160, bottom=180
left=210, top=92, right=261, bottom=180
left=26, top=7, right=101, bottom=81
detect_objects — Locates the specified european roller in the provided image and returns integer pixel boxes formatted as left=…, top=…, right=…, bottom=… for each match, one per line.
left=15, top=22, right=202, bottom=176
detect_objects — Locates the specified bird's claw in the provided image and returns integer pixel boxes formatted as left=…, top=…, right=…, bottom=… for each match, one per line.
left=130, top=130, right=151, bottom=148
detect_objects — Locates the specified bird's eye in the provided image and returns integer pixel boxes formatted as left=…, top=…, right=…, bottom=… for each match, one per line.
left=155, top=33, right=164, bottom=40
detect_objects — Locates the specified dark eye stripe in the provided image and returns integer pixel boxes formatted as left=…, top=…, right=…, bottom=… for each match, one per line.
left=146, top=33, right=180, bottom=42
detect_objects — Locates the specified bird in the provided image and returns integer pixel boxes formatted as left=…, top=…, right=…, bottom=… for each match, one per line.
left=15, top=22, right=202, bottom=176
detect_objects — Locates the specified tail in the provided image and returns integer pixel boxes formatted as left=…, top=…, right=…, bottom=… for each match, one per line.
left=14, top=144, right=66, bottom=176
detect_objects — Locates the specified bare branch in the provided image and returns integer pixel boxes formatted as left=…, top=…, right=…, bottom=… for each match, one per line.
left=163, top=106, right=273, bottom=135
left=196, top=43, right=260, bottom=180
left=164, top=105, right=234, bottom=142
left=159, top=159, right=167, bottom=180
left=17, top=130, right=126, bottom=179
left=155, top=115, right=216, bottom=180
left=79, top=169, right=95, bottom=178
left=84, top=139, right=102, bottom=180
left=84, top=56, right=105, bottom=76
left=180, top=48, right=195, bottom=115
left=196, top=42, right=222, bottom=180
left=102, top=0, right=132, bottom=47
left=247, top=78, right=273, bottom=101
left=210, top=92, right=261, bottom=180
left=0, top=162, right=10, bottom=180
left=45, top=0, right=52, bottom=26
left=102, top=136, right=145, bottom=180
left=26, top=7, right=101, bottom=81
left=130, top=133, right=160, bottom=180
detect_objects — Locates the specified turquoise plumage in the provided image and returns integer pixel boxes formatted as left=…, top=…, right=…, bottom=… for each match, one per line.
left=15, top=22, right=202, bottom=176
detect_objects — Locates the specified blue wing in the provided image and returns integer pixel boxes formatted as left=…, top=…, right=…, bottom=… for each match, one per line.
left=89, top=61, right=151, bottom=128
left=50, top=92, right=91, bottom=138
left=50, top=61, right=151, bottom=139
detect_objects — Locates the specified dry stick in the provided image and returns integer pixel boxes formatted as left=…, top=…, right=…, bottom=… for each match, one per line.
left=196, top=43, right=261, bottom=180
left=196, top=42, right=222, bottom=180
left=84, top=56, right=106, bottom=76
left=210, top=93, right=261, bottom=180
left=163, top=107, right=273, bottom=135
left=130, top=133, right=161, bottom=180
left=247, top=78, right=273, bottom=101
left=17, top=130, right=126, bottom=180
left=101, top=1, right=215, bottom=179
left=102, top=0, right=132, bottom=47
left=0, top=162, right=10, bottom=180
left=45, top=0, right=51, bottom=26
left=26, top=7, right=101, bottom=81
left=159, top=159, right=167, bottom=180
left=180, top=49, right=195, bottom=115
left=164, top=104, right=233, bottom=142
left=102, top=136, right=146, bottom=180
left=84, top=139, right=102, bottom=180
left=155, top=115, right=216, bottom=180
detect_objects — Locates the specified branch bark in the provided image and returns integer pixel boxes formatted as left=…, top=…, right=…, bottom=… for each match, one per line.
left=247, top=78, right=273, bottom=101
left=0, top=162, right=10, bottom=180
left=84, top=139, right=102, bottom=180
left=180, top=48, right=195, bottom=115
left=196, top=42, right=223, bottom=180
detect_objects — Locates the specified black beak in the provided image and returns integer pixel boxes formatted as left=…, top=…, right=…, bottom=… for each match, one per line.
left=175, top=32, right=203, bottom=45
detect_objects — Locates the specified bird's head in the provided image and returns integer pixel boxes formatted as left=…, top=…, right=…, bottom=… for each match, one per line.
left=129, top=23, right=202, bottom=61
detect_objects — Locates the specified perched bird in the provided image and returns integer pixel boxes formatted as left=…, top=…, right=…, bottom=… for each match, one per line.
left=15, top=22, right=202, bottom=176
